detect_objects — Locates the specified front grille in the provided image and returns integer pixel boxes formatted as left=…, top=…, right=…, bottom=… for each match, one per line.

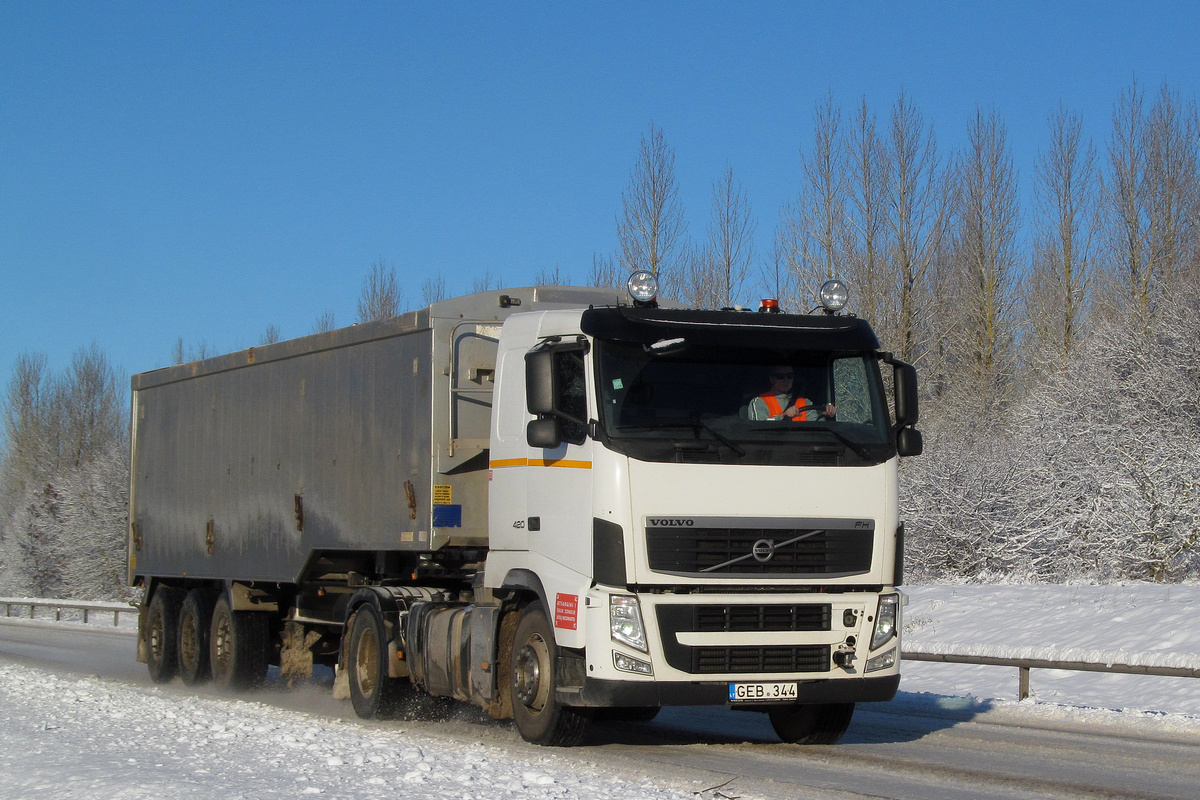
left=656, top=604, right=833, bottom=675
left=694, top=603, right=831, bottom=632
left=693, top=645, right=831, bottom=674
left=647, top=526, right=873, bottom=576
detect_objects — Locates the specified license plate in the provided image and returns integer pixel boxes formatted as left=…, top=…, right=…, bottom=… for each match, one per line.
left=728, top=681, right=798, bottom=702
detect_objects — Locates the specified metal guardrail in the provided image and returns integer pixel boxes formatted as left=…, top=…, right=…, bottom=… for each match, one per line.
left=0, top=597, right=135, bottom=627
left=3, top=598, right=1197, bottom=703
left=902, top=650, right=1200, bottom=700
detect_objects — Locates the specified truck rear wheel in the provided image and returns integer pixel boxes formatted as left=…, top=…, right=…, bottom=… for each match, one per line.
left=510, top=604, right=590, bottom=746
left=209, top=594, right=269, bottom=690
left=177, top=589, right=215, bottom=686
left=146, top=586, right=185, bottom=683
left=768, top=702, right=855, bottom=744
left=347, top=604, right=399, bottom=719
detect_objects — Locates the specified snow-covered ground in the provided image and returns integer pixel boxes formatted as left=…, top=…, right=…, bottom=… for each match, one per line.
left=2, top=583, right=1199, bottom=800
left=901, top=583, right=1200, bottom=720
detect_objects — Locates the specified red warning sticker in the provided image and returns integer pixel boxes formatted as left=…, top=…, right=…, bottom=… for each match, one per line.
left=554, top=593, right=579, bottom=630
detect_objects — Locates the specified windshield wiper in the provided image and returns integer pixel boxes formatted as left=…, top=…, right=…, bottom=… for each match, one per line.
left=616, top=422, right=746, bottom=457
left=809, top=427, right=871, bottom=460
left=690, top=417, right=747, bottom=457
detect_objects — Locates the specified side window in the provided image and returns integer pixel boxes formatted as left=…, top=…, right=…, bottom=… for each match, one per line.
left=554, top=349, right=588, bottom=445
left=831, top=357, right=872, bottom=424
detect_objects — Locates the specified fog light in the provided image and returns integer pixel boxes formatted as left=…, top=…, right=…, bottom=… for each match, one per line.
left=613, top=651, right=654, bottom=675
left=865, top=647, right=897, bottom=673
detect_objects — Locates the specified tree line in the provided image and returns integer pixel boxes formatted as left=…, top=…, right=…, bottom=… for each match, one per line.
left=2, top=79, right=1198, bottom=597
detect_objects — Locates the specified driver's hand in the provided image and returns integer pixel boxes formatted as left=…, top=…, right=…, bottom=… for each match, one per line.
left=825, top=403, right=837, bottom=417
left=784, top=406, right=800, bottom=418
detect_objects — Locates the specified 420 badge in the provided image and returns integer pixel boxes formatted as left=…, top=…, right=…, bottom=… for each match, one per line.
left=729, top=682, right=799, bottom=702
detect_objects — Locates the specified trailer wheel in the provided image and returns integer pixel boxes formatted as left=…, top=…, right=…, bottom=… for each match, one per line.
left=209, top=594, right=269, bottom=691
left=510, top=604, right=590, bottom=746
left=146, top=586, right=185, bottom=683
left=768, top=702, right=855, bottom=744
left=177, top=589, right=215, bottom=686
left=347, top=605, right=399, bottom=719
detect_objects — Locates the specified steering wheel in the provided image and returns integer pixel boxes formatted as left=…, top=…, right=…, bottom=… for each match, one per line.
left=789, top=403, right=827, bottom=420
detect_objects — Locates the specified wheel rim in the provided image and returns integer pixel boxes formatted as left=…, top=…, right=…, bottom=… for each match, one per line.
left=514, top=633, right=550, bottom=714
left=355, top=626, right=380, bottom=697
left=179, top=611, right=198, bottom=670
left=149, top=611, right=165, bottom=663
left=212, top=611, right=233, bottom=674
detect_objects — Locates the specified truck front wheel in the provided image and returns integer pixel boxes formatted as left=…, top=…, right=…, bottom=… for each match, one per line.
left=768, top=702, right=855, bottom=744
left=209, top=594, right=269, bottom=690
left=347, top=604, right=399, bottom=719
left=146, top=586, right=185, bottom=683
left=510, top=604, right=590, bottom=746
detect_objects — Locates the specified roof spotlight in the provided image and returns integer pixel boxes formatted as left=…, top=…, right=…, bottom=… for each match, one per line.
left=626, top=270, right=659, bottom=305
left=818, top=279, right=849, bottom=314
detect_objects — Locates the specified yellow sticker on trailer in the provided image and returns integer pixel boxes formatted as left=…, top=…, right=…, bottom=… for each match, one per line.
left=433, top=485, right=452, bottom=504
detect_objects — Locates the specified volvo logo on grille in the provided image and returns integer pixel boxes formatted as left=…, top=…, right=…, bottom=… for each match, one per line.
left=647, top=518, right=695, bottom=527
left=752, top=539, right=776, bottom=562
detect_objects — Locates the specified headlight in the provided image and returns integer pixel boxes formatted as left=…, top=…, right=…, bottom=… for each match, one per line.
left=626, top=270, right=658, bottom=304
left=818, top=279, right=849, bottom=313
left=610, top=595, right=648, bottom=652
left=870, top=593, right=899, bottom=651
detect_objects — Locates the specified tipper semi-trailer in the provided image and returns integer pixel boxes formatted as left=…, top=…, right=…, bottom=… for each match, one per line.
left=129, top=273, right=922, bottom=746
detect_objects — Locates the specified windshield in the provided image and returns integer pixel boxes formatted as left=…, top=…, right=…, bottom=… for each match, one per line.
left=594, top=340, right=893, bottom=466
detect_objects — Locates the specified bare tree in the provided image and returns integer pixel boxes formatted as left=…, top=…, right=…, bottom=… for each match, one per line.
left=888, top=91, right=948, bottom=364
left=1027, top=103, right=1099, bottom=370
left=844, top=96, right=894, bottom=336
left=760, top=232, right=804, bottom=312
left=533, top=265, right=568, bottom=286
left=0, top=353, right=53, bottom=506
left=171, top=338, right=211, bottom=365
left=311, top=311, right=337, bottom=334
left=357, top=258, right=403, bottom=322
left=259, top=324, right=282, bottom=345
left=686, top=166, right=756, bottom=308
left=617, top=123, right=688, bottom=285
left=779, top=94, right=848, bottom=292
left=471, top=270, right=502, bottom=293
left=1100, top=81, right=1199, bottom=323
left=59, top=344, right=124, bottom=471
left=421, top=273, right=447, bottom=305
left=588, top=253, right=622, bottom=289
left=951, top=107, right=1021, bottom=408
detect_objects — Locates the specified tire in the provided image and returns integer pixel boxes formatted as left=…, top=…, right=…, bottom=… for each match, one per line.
left=146, top=586, right=185, bottom=683
left=209, top=594, right=269, bottom=691
left=177, top=589, right=215, bottom=686
left=510, top=604, right=591, bottom=746
left=768, top=702, right=855, bottom=745
left=347, top=604, right=400, bottom=719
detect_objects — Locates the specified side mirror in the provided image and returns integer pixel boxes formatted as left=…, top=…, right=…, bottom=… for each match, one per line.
left=897, top=426, right=923, bottom=457
left=526, top=417, right=562, bottom=449
left=525, top=350, right=556, bottom=415
left=893, top=361, right=919, bottom=427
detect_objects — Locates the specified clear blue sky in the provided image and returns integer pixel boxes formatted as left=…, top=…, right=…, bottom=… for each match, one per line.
left=1, top=1, right=1196, bottom=385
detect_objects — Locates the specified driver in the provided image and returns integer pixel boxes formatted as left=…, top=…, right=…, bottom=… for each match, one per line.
left=748, top=366, right=836, bottom=422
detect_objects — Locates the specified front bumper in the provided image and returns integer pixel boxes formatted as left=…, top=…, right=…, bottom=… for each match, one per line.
left=557, top=673, right=900, bottom=708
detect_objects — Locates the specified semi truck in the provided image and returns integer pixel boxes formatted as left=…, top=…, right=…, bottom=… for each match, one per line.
left=129, top=273, right=922, bottom=746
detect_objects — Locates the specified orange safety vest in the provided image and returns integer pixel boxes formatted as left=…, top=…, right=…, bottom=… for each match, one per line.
left=759, top=393, right=813, bottom=421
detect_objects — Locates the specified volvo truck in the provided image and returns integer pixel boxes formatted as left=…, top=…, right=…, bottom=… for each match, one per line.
left=129, top=273, right=922, bottom=746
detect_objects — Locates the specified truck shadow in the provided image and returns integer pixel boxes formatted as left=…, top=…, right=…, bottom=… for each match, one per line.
left=584, top=691, right=996, bottom=747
